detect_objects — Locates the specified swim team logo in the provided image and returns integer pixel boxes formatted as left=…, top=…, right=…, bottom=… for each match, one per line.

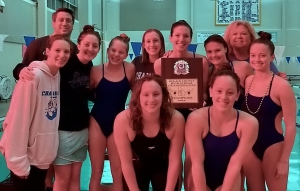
left=135, top=72, right=153, bottom=80
left=174, top=60, right=190, bottom=75
left=69, top=72, right=89, bottom=89
left=42, top=91, right=59, bottom=120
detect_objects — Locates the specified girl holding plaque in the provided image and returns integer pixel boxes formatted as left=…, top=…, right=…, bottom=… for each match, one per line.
left=154, top=20, right=209, bottom=191
left=154, top=20, right=209, bottom=120
left=185, top=67, right=258, bottom=191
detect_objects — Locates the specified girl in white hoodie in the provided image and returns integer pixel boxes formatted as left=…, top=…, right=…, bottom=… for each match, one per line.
left=0, top=34, right=72, bottom=191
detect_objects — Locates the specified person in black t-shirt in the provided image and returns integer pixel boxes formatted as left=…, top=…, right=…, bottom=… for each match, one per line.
left=18, top=25, right=101, bottom=191
left=13, top=8, right=76, bottom=191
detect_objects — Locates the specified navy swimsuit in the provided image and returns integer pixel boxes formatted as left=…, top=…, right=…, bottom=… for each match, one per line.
left=90, top=63, right=130, bottom=137
left=203, top=107, right=240, bottom=191
left=243, top=74, right=283, bottom=160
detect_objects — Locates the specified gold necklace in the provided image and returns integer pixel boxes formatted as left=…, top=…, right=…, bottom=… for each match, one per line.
left=245, top=72, right=274, bottom=114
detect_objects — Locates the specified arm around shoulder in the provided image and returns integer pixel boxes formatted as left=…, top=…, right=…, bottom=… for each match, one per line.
left=13, top=40, right=40, bottom=80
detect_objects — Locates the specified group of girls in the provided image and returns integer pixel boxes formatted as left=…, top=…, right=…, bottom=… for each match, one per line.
left=115, top=20, right=295, bottom=191
left=0, top=18, right=296, bottom=191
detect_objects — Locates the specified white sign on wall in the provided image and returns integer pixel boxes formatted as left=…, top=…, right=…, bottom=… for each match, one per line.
left=215, top=0, right=261, bottom=25
left=196, top=33, right=224, bottom=44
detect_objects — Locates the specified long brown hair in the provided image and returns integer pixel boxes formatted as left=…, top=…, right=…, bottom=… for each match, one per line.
left=141, top=29, right=165, bottom=63
left=129, top=75, right=174, bottom=134
left=204, top=34, right=233, bottom=85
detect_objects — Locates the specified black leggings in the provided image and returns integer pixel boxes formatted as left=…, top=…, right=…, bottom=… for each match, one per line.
left=123, top=161, right=179, bottom=191
left=10, top=165, right=47, bottom=191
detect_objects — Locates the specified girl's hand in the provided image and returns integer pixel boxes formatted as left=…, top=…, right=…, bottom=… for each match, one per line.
left=162, top=50, right=173, bottom=58
left=276, top=72, right=287, bottom=80
left=19, top=67, right=35, bottom=81
left=18, top=172, right=30, bottom=179
left=274, top=161, right=289, bottom=179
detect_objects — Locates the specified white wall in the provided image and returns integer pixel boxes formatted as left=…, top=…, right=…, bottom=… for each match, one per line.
left=0, top=0, right=104, bottom=78
left=102, top=0, right=300, bottom=75
left=1, top=0, right=300, bottom=79
left=0, top=42, right=23, bottom=83
left=0, top=0, right=38, bottom=87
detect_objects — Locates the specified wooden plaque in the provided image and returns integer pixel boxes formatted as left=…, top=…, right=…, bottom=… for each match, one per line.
left=161, top=58, right=203, bottom=108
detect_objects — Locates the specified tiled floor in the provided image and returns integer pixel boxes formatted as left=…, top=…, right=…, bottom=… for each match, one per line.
left=1, top=86, right=300, bottom=191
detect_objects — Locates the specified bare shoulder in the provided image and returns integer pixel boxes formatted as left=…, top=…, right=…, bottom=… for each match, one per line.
left=166, top=110, right=185, bottom=138
left=171, top=110, right=185, bottom=124
left=153, top=58, right=162, bottom=75
left=187, top=107, right=208, bottom=123
left=90, top=64, right=103, bottom=79
left=245, top=74, right=254, bottom=83
left=233, top=60, right=248, bottom=66
left=273, top=74, right=290, bottom=87
left=154, top=58, right=162, bottom=65
left=124, top=61, right=135, bottom=70
left=115, top=109, right=130, bottom=123
left=233, top=61, right=250, bottom=69
left=115, top=109, right=131, bottom=130
left=195, top=53, right=209, bottom=66
left=238, top=110, right=258, bottom=130
left=273, top=75, right=293, bottom=94
left=124, top=61, right=135, bottom=77
left=91, top=64, right=102, bottom=73
left=185, top=107, right=208, bottom=138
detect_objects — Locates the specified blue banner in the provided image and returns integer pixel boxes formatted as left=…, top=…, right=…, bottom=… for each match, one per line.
left=129, top=53, right=133, bottom=60
left=286, top=56, right=291, bottom=63
left=188, top=44, right=198, bottom=53
left=131, top=42, right=142, bottom=57
left=24, top=36, right=36, bottom=47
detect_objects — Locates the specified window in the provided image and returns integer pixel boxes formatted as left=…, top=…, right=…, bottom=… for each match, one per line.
left=47, top=0, right=78, bottom=20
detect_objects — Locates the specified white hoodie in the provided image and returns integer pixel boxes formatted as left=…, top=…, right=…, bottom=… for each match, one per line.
left=0, top=61, right=60, bottom=176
